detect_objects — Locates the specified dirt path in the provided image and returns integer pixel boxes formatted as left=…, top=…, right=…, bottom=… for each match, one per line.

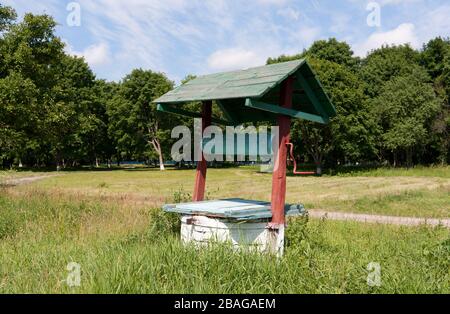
left=1, top=175, right=57, bottom=187
left=308, top=209, right=450, bottom=228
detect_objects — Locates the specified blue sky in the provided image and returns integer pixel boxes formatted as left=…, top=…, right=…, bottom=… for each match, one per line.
left=3, top=0, right=450, bottom=83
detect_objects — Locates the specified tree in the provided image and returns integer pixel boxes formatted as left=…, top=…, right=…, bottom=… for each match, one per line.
left=420, top=37, right=450, bottom=79
left=1, top=13, right=65, bottom=90
left=44, top=54, right=97, bottom=169
left=268, top=46, right=375, bottom=173
left=268, top=38, right=359, bottom=71
left=307, top=38, right=359, bottom=70
left=420, top=38, right=450, bottom=164
left=0, top=13, right=65, bottom=168
left=267, top=40, right=373, bottom=172
left=0, top=72, right=38, bottom=167
left=0, top=4, right=16, bottom=32
left=291, top=58, right=375, bottom=173
left=0, top=5, right=16, bottom=80
left=107, top=69, right=174, bottom=170
left=360, top=44, right=420, bottom=98
left=370, top=66, right=441, bottom=167
left=80, top=79, right=117, bottom=167
left=1, top=1, right=448, bottom=170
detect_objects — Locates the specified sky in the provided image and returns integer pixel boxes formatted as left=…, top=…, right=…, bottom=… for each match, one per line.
left=3, top=0, right=450, bottom=83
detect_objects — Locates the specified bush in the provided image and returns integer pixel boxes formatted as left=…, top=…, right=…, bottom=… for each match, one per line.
left=147, top=208, right=180, bottom=241
left=285, top=214, right=309, bottom=247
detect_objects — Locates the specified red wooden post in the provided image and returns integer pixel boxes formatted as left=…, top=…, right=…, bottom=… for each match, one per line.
left=193, top=100, right=212, bottom=201
left=270, top=77, right=294, bottom=226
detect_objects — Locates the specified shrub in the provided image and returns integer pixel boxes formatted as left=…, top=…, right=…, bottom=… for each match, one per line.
left=147, top=208, right=180, bottom=241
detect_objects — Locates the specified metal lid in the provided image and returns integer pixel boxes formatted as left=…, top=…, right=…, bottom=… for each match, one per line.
left=162, top=198, right=305, bottom=221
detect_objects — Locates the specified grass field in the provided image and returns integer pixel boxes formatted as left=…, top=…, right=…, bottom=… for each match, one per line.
left=3, top=165, right=448, bottom=218
left=0, top=166, right=449, bottom=293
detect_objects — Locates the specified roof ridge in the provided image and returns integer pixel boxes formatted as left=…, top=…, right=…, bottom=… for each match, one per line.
left=193, top=58, right=305, bottom=80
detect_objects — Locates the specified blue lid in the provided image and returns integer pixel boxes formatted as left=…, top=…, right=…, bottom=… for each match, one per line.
left=162, top=198, right=305, bottom=221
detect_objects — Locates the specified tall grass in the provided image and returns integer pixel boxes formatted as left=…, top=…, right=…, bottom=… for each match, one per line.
left=316, top=185, right=450, bottom=218
left=0, top=191, right=448, bottom=294
left=327, top=165, right=450, bottom=178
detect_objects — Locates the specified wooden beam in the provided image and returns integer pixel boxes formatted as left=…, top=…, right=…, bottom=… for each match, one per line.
left=297, top=74, right=330, bottom=123
left=193, top=101, right=212, bottom=201
left=216, top=100, right=237, bottom=124
left=245, top=98, right=327, bottom=124
left=270, top=77, right=294, bottom=227
left=157, top=103, right=229, bottom=125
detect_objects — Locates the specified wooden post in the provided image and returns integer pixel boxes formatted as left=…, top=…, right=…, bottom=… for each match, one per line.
left=270, top=77, right=294, bottom=227
left=193, top=101, right=212, bottom=201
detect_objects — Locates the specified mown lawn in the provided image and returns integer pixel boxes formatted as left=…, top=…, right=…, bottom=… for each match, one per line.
left=4, top=165, right=448, bottom=218
left=0, top=192, right=448, bottom=294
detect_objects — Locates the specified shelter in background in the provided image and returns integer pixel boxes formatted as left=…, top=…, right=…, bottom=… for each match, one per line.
left=154, top=59, right=336, bottom=255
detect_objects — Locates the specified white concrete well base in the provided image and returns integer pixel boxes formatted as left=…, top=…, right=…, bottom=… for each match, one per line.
left=180, top=215, right=285, bottom=257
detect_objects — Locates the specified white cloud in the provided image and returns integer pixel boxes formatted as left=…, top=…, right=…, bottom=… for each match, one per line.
left=256, top=0, right=289, bottom=5
left=80, top=43, right=111, bottom=66
left=353, top=23, right=420, bottom=57
left=329, top=13, right=352, bottom=34
left=294, top=25, right=322, bottom=47
left=277, top=7, right=300, bottom=20
left=207, top=48, right=265, bottom=71
left=66, top=42, right=112, bottom=66
left=72, top=0, right=323, bottom=80
left=378, top=0, right=420, bottom=6
left=6, top=0, right=449, bottom=83
left=76, top=0, right=207, bottom=79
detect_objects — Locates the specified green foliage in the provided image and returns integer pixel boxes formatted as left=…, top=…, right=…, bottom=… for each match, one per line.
left=360, top=44, right=420, bottom=97
left=0, top=2, right=449, bottom=168
left=420, top=38, right=450, bottom=164
left=285, top=215, right=309, bottom=248
left=268, top=40, right=375, bottom=168
left=147, top=208, right=180, bottom=241
left=268, top=38, right=359, bottom=70
left=270, top=41, right=447, bottom=168
left=0, top=5, right=16, bottom=31
left=0, top=72, right=38, bottom=159
left=1, top=13, right=65, bottom=88
left=172, top=186, right=192, bottom=203
left=420, top=37, right=450, bottom=79
left=0, top=11, right=118, bottom=168
left=286, top=57, right=375, bottom=168
left=371, top=66, right=441, bottom=165
left=307, top=38, right=360, bottom=70
left=0, top=5, right=16, bottom=76
left=311, top=58, right=376, bottom=161
left=107, top=69, right=174, bottom=165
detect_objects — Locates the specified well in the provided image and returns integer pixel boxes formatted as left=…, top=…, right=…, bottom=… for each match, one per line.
left=164, top=199, right=305, bottom=256
left=154, top=60, right=335, bottom=256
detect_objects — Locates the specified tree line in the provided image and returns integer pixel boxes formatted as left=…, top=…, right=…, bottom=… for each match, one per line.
left=0, top=5, right=449, bottom=171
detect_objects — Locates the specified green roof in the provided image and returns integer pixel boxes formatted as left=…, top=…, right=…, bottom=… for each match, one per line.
left=154, top=59, right=336, bottom=125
